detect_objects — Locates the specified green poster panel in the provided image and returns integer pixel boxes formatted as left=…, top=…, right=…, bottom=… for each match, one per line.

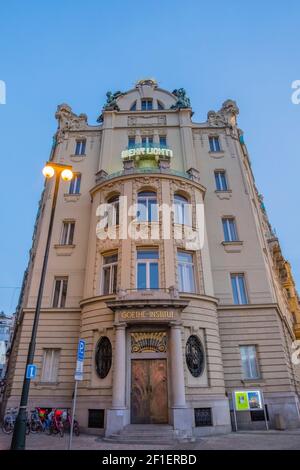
left=235, top=391, right=249, bottom=411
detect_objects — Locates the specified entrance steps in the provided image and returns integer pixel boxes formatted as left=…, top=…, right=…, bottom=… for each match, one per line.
left=103, top=424, right=177, bottom=445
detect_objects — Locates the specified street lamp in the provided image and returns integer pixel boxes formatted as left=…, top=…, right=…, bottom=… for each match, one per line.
left=11, top=162, right=73, bottom=450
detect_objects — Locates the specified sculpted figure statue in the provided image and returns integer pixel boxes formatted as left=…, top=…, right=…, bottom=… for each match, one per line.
left=171, top=88, right=191, bottom=109
left=97, top=90, right=124, bottom=122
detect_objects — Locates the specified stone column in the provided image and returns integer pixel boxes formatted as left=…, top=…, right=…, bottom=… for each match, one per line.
left=170, top=322, right=193, bottom=437
left=106, top=323, right=128, bottom=436
left=111, top=324, right=126, bottom=408
left=170, top=323, right=186, bottom=408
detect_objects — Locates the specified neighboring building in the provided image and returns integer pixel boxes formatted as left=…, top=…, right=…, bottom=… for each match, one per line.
left=0, top=313, right=14, bottom=379
left=4, top=79, right=300, bottom=437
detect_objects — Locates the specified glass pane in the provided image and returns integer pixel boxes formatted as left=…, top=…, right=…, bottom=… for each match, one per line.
left=75, top=141, right=81, bottom=155
left=102, top=267, right=111, bottom=294
left=137, top=250, right=159, bottom=259
left=186, top=264, right=195, bottom=292
left=148, top=199, right=158, bottom=222
left=69, top=223, right=75, bottom=244
left=215, top=173, right=221, bottom=191
left=75, top=174, right=81, bottom=194
left=177, top=251, right=192, bottom=263
left=112, top=264, right=117, bottom=293
left=238, top=275, right=247, bottom=304
left=61, top=223, right=68, bottom=245
left=220, top=172, right=227, bottom=190
left=178, top=264, right=184, bottom=291
left=137, top=200, right=147, bottom=221
left=137, top=263, right=147, bottom=289
left=60, top=280, right=68, bottom=307
left=231, top=276, right=239, bottom=304
left=53, top=281, right=60, bottom=307
left=229, top=220, right=237, bottom=241
left=81, top=141, right=86, bottom=155
left=103, top=254, right=118, bottom=264
left=149, top=263, right=159, bottom=289
left=223, top=219, right=230, bottom=241
left=159, top=136, right=167, bottom=147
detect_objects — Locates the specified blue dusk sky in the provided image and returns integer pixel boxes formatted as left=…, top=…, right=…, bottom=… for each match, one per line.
left=0, top=0, right=299, bottom=313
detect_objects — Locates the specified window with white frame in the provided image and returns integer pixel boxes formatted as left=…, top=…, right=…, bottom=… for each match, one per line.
left=141, top=99, right=153, bottom=111
left=136, top=249, right=159, bottom=289
left=222, top=217, right=238, bottom=242
left=102, top=253, right=118, bottom=295
left=52, top=277, right=68, bottom=308
left=75, top=139, right=86, bottom=155
left=137, top=191, right=158, bottom=222
left=41, top=349, right=60, bottom=383
left=209, top=136, right=221, bottom=152
left=174, top=194, right=191, bottom=225
left=177, top=251, right=195, bottom=293
left=215, top=170, right=228, bottom=191
left=69, top=173, right=81, bottom=194
left=60, top=221, right=75, bottom=245
left=239, top=345, right=260, bottom=379
left=231, top=273, right=248, bottom=304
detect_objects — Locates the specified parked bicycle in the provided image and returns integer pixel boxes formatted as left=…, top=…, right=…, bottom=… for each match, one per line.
left=2, top=407, right=30, bottom=435
left=62, top=410, right=80, bottom=436
left=47, top=409, right=64, bottom=437
left=29, top=408, right=46, bottom=433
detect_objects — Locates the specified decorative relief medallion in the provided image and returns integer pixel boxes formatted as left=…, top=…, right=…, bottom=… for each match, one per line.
left=131, top=332, right=167, bottom=353
left=185, top=335, right=205, bottom=377
left=95, top=336, right=112, bottom=378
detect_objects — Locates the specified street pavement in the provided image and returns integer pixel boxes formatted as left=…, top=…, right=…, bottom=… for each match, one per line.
left=1, top=429, right=300, bottom=450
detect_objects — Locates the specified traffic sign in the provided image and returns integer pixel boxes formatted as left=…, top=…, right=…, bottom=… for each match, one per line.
left=26, top=364, right=37, bottom=379
left=77, top=339, right=85, bottom=362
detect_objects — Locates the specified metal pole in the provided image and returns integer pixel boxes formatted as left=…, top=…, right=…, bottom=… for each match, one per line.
left=68, top=381, right=78, bottom=450
left=262, top=392, right=269, bottom=431
left=232, top=392, right=238, bottom=432
left=11, top=173, right=61, bottom=450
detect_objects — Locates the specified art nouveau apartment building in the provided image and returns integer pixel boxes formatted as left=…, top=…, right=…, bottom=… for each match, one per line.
left=4, top=79, right=300, bottom=437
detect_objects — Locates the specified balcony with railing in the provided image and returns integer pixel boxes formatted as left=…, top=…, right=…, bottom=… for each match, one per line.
left=106, top=287, right=190, bottom=311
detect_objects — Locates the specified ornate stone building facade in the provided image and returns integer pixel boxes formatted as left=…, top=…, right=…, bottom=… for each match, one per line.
left=3, top=80, right=300, bottom=437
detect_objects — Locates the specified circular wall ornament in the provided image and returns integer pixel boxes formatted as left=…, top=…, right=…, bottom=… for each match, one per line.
left=185, top=335, right=205, bottom=377
left=95, top=336, right=112, bottom=379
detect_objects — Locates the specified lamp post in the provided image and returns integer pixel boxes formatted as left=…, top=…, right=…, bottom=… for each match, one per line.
left=11, top=162, right=73, bottom=450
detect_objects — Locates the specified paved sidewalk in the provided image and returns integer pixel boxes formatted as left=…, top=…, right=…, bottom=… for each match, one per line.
left=1, top=429, right=300, bottom=451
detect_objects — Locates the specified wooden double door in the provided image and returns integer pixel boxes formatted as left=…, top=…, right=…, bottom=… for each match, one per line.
left=131, top=359, right=168, bottom=424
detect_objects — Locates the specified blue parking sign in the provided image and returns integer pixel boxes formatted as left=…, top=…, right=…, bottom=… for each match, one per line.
left=77, top=339, right=85, bottom=362
left=26, top=364, right=37, bottom=379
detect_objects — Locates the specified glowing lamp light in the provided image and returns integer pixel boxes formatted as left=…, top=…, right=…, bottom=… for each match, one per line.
left=61, top=169, right=73, bottom=181
left=42, top=165, right=55, bottom=178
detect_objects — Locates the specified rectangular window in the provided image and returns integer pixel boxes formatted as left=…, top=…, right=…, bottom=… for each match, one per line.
left=75, top=140, right=86, bottom=155
left=141, top=136, right=154, bottom=147
left=41, top=349, right=60, bottom=383
left=141, top=99, right=153, bottom=111
left=69, top=173, right=81, bottom=194
left=88, top=409, right=104, bottom=428
left=52, top=277, right=68, bottom=308
left=177, top=251, right=195, bottom=293
left=128, top=136, right=135, bottom=149
left=231, top=274, right=248, bottom=304
left=209, top=136, right=221, bottom=152
left=239, top=345, right=260, bottom=379
left=136, top=249, right=159, bottom=289
left=102, top=253, right=118, bottom=295
left=195, top=408, right=213, bottom=427
left=60, top=221, right=75, bottom=245
left=159, top=135, right=167, bottom=148
left=222, top=218, right=238, bottom=242
left=215, top=171, right=228, bottom=191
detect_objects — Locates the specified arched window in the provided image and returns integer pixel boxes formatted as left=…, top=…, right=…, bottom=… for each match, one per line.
left=107, top=195, right=119, bottom=226
left=130, top=101, right=137, bottom=111
left=157, top=100, right=165, bottom=110
left=137, top=191, right=158, bottom=222
left=174, top=194, right=191, bottom=225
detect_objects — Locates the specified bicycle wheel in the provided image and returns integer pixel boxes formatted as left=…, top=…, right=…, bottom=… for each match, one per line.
left=73, top=421, right=80, bottom=437
left=59, top=422, right=64, bottom=438
left=2, top=420, right=13, bottom=434
left=30, top=420, right=41, bottom=433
